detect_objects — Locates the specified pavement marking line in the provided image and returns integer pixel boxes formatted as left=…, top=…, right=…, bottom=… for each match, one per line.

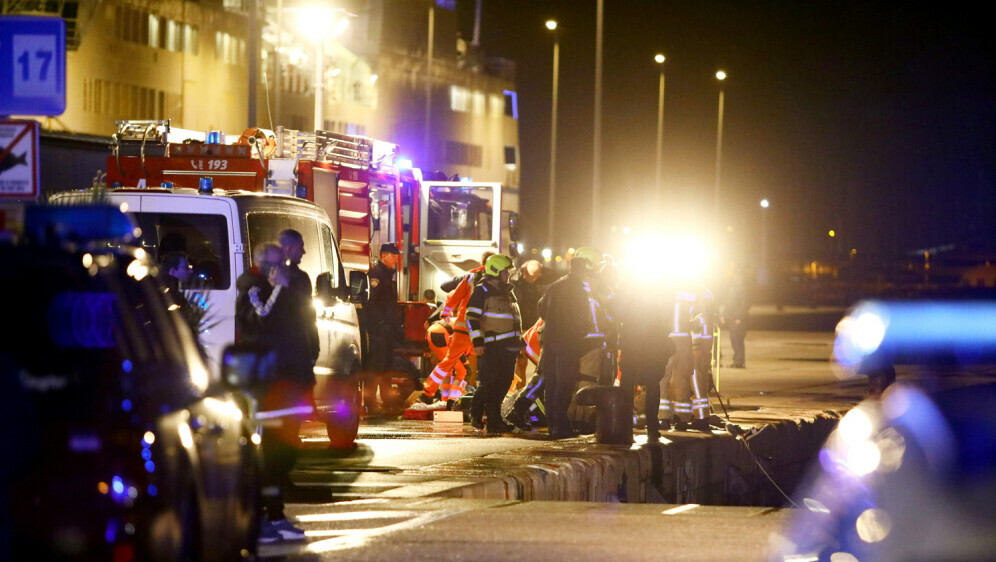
left=305, top=509, right=465, bottom=554
left=296, top=510, right=417, bottom=522
left=331, top=498, right=390, bottom=506
left=662, top=503, right=700, bottom=515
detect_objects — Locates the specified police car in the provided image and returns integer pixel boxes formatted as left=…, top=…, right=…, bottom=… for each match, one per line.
left=1, top=204, right=260, bottom=560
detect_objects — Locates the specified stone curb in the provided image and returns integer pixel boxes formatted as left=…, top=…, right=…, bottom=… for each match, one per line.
left=385, top=409, right=846, bottom=506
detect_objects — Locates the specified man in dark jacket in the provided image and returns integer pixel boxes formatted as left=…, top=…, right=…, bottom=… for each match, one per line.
left=720, top=269, right=750, bottom=368
left=616, top=272, right=677, bottom=443
left=364, top=243, right=402, bottom=413
left=537, top=246, right=602, bottom=439
left=280, top=229, right=320, bottom=366
left=236, top=242, right=313, bottom=544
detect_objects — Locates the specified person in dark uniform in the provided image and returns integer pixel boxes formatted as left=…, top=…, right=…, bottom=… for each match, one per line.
left=466, top=254, right=523, bottom=434
left=537, top=246, right=602, bottom=439
left=720, top=268, right=750, bottom=368
left=364, top=243, right=403, bottom=413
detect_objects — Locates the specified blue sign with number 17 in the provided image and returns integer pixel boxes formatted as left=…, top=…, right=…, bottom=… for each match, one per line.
left=0, top=16, right=66, bottom=116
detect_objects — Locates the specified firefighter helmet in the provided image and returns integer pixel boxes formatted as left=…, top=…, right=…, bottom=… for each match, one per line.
left=484, top=254, right=514, bottom=277
left=572, top=246, right=603, bottom=271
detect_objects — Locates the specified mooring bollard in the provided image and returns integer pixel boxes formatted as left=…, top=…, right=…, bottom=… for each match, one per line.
left=575, top=385, right=632, bottom=445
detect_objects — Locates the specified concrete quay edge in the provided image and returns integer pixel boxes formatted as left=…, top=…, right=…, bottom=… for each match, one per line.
left=378, top=407, right=849, bottom=506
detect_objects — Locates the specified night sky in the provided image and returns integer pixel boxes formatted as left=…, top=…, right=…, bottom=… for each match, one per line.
left=462, top=1, right=992, bottom=265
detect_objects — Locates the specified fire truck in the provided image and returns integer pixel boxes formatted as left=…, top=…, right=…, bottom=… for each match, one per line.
left=105, top=119, right=519, bottom=380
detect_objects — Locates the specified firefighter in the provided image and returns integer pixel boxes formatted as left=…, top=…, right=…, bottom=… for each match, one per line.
left=537, top=246, right=603, bottom=439
left=659, top=285, right=716, bottom=432
left=418, top=269, right=481, bottom=409
left=466, top=254, right=523, bottom=434
left=417, top=254, right=491, bottom=409
left=504, top=318, right=545, bottom=430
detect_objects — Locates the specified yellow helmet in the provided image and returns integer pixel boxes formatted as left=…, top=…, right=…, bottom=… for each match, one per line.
left=484, top=254, right=514, bottom=276
left=572, top=246, right=602, bottom=271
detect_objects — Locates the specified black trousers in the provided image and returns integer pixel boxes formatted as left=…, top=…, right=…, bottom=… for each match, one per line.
left=258, top=381, right=311, bottom=522
left=729, top=320, right=747, bottom=366
left=542, top=346, right=580, bottom=435
left=364, top=327, right=396, bottom=409
left=471, top=344, right=518, bottom=429
left=620, top=361, right=666, bottom=440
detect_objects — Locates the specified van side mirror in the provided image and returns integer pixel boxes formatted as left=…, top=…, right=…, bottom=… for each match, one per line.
left=221, top=343, right=276, bottom=390
left=315, top=271, right=337, bottom=302
left=348, top=270, right=368, bottom=303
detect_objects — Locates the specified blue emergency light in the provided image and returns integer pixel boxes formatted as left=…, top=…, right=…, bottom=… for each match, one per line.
left=24, top=204, right=137, bottom=245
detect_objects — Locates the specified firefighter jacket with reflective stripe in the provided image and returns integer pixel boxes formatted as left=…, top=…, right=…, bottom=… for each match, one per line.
left=581, top=280, right=615, bottom=346
left=441, top=269, right=484, bottom=332
left=466, top=277, right=522, bottom=348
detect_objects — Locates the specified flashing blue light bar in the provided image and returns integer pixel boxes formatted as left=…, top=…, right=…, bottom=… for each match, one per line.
left=835, top=300, right=996, bottom=368
left=25, top=204, right=136, bottom=245
left=398, top=157, right=413, bottom=171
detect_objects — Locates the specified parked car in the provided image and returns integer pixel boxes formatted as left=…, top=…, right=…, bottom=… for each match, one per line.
left=1, top=204, right=259, bottom=561
left=51, top=187, right=365, bottom=447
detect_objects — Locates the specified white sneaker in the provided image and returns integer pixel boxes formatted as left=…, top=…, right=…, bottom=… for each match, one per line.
left=269, top=518, right=306, bottom=541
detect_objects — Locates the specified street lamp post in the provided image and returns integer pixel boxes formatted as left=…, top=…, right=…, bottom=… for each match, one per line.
left=546, top=19, right=559, bottom=251
left=592, top=0, right=604, bottom=240
left=424, top=5, right=435, bottom=167
left=654, top=53, right=666, bottom=207
left=299, top=7, right=350, bottom=131
left=760, top=198, right=770, bottom=286
left=714, top=70, right=727, bottom=224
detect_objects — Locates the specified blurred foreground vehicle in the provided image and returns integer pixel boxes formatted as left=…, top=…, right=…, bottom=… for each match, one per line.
left=772, top=301, right=996, bottom=561
left=0, top=205, right=259, bottom=561
left=51, top=186, right=365, bottom=448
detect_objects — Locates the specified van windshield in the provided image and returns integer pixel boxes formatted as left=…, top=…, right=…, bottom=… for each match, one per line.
left=426, top=185, right=494, bottom=242
left=246, top=213, right=327, bottom=290
left=133, top=213, right=231, bottom=290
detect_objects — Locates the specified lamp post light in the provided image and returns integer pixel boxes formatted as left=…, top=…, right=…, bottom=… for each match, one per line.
left=546, top=19, right=559, bottom=252
left=654, top=53, right=666, bottom=208
left=759, top=198, right=770, bottom=286
left=714, top=69, right=727, bottom=225
left=592, top=0, right=604, bottom=239
left=298, top=7, right=350, bottom=131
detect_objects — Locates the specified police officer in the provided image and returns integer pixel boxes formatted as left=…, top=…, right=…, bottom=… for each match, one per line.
left=466, top=254, right=522, bottom=434
left=537, top=246, right=602, bottom=439
left=365, top=243, right=403, bottom=414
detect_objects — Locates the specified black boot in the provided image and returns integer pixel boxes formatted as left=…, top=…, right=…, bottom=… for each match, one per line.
left=505, top=404, right=532, bottom=431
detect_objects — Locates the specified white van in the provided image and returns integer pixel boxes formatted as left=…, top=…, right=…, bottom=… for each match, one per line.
left=52, top=187, right=364, bottom=447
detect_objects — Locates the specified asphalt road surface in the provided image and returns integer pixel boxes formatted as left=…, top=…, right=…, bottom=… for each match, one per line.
left=258, top=317, right=994, bottom=561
